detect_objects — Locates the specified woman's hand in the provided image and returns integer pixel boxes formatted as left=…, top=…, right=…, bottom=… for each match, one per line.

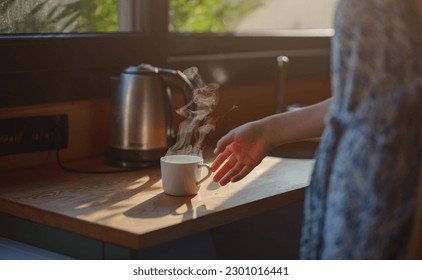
left=211, top=121, right=272, bottom=186
left=210, top=98, right=331, bottom=186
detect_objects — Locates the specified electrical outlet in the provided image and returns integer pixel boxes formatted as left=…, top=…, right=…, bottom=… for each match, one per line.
left=0, top=115, right=68, bottom=156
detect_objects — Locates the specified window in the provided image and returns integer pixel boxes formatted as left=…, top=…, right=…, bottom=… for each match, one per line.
left=169, top=0, right=338, bottom=33
left=1, top=0, right=339, bottom=34
left=166, top=0, right=337, bottom=84
left=0, top=0, right=336, bottom=108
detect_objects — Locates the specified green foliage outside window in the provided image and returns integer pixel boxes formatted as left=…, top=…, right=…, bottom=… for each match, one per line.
left=169, top=0, right=262, bottom=32
left=0, top=0, right=117, bottom=33
left=0, top=0, right=261, bottom=34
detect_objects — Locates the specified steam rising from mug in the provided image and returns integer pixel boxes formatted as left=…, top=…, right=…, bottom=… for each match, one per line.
left=166, top=67, right=219, bottom=158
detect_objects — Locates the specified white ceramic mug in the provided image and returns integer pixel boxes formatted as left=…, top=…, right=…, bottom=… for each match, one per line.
left=160, top=155, right=212, bottom=196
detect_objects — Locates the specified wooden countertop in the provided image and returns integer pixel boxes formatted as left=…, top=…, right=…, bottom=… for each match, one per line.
left=0, top=156, right=314, bottom=250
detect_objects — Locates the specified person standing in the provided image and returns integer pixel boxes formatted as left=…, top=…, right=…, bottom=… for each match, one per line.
left=211, top=0, right=422, bottom=259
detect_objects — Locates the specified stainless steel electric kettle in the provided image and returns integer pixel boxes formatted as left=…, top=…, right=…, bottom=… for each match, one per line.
left=107, top=64, right=194, bottom=168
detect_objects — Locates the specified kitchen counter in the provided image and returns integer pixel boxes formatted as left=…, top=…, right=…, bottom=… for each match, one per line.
left=0, top=156, right=314, bottom=258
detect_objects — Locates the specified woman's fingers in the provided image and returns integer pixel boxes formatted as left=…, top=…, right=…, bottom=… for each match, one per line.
left=212, top=154, right=238, bottom=184
left=219, top=160, right=246, bottom=186
left=231, top=165, right=254, bottom=183
left=213, top=131, right=235, bottom=155
left=213, top=156, right=255, bottom=185
left=210, top=147, right=232, bottom=172
left=211, top=142, right=258, bottom=185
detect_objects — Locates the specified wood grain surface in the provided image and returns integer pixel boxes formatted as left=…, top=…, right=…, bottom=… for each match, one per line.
left=0, top=156, right=314, bottom=250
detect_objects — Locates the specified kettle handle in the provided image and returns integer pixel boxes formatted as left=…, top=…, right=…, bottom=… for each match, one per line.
left=158, top=68, right=194, bottom=106
left=157, top=68, right=195, bottom=142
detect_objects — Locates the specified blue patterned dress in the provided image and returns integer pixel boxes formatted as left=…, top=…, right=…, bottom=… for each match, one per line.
left=300, top=0, right=422, bottom=259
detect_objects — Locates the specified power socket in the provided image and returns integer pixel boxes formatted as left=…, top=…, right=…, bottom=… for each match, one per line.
left=0, top=115, right=68, bottom=156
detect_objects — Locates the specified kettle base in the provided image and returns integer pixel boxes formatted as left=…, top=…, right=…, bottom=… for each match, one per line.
left=106, top=146, right=164, bottom=169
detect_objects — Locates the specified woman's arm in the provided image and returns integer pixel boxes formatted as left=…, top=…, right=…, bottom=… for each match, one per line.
left=211, top=98, right=332, bottom=185
left=259, top=97, right=332, bottom=149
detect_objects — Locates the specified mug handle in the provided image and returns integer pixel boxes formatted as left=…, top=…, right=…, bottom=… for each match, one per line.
left=197, top=164, right=212, bottom=185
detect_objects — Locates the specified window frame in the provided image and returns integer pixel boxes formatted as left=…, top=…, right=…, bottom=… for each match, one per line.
left=0, top=0, right=332, bottom=109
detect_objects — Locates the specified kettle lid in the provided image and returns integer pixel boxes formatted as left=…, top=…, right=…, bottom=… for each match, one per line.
left=123, top=64, right=158, bottom=75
